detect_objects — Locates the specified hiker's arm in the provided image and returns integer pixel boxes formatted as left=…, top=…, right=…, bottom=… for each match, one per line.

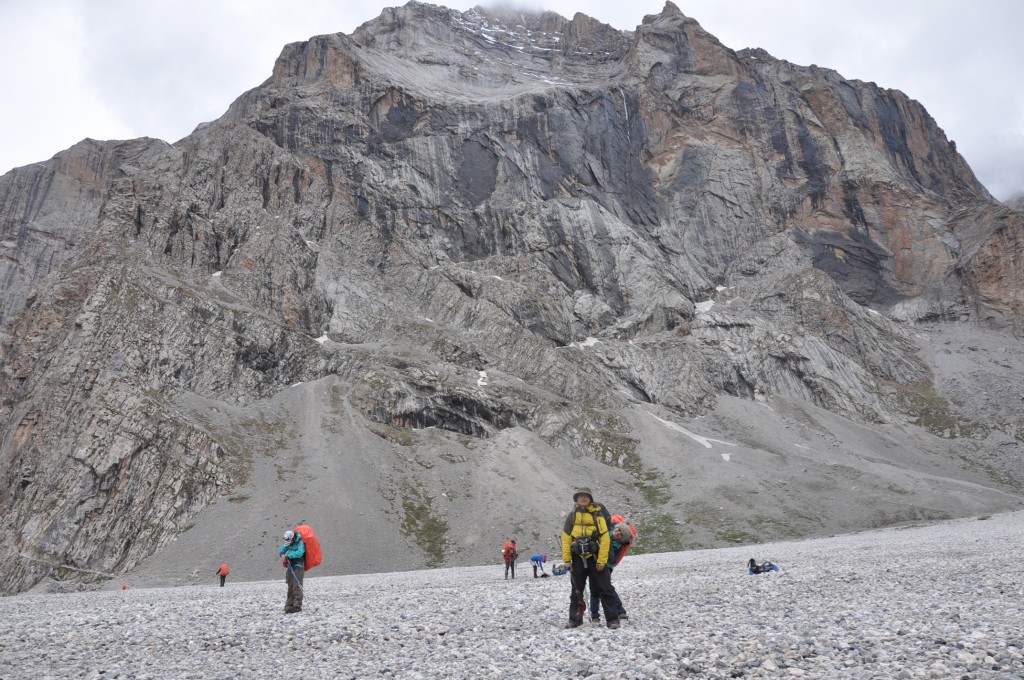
left=283, top=541, right=306, bottom=560
left=561, top=514, right=574, bottom=564
left=596, top=516, right=612, bottom=566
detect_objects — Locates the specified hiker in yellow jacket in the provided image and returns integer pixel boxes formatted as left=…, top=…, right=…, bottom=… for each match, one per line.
left=560, top=487, right=621, bottom=629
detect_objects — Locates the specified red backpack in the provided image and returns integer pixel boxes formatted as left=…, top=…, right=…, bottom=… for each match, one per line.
left=502, top=541, right=517, bottom=564
left=295, top=524, right=323, bottom=570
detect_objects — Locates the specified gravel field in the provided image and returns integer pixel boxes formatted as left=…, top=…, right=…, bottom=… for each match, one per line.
left=2, top=511, right=1022, bottom=679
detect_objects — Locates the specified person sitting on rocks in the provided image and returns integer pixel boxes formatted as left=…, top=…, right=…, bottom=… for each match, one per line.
left=748, top=558, right=779, bottom=574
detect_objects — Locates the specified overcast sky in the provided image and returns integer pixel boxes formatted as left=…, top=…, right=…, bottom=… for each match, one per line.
left=1, top=0, right=1021, bottom=199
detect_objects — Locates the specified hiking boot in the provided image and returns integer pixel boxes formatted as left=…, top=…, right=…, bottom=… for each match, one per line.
left=564, top=619, right=583, bottom=629
left=590, top=618, right=601, bottom=624
left=619, top=613, right=629, bottom=620
left=607, top=619, right=620, bottom=629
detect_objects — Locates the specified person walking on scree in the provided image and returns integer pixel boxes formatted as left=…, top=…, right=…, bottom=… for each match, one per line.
left=215, top=563, right=229, bottom=587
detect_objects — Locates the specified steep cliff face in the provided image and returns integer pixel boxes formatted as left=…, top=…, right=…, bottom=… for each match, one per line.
left=1, top=1, right=1021, bottom=594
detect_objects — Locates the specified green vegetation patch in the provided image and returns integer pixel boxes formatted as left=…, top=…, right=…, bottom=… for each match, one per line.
left=891, top=379, right=987, bottom=438
left=867, top=506, right=952, bottom=529
left=679, top=499, right=759, bottom=546
left=399, top=481, right=449, bottom=567
left=368, top=423, right=416, bottom=446
left=632, top=469, right=671, bottom=506
left=629, top=513, right=684, bottom=554
left=554, top=410, right=641, bottom=470
left=952, top=448, right=1024, bottom=492
left=746, top=514, right=801, bottom=540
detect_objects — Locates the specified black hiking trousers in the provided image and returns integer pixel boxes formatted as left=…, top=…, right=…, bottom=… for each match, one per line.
left=568, top=555, right=619, bottom=624
left=505, top=560, right=515, bottom=579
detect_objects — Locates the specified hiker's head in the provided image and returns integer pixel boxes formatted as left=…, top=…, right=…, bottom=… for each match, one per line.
left=511, top=539, right=516, bottom=545
left=283, top=530, right=295, bottom=544
left=541, top=554, right=547, bottom=562
left=613, top=523, right=632, bottom=543
left=573, top=487, right=593, bottom=506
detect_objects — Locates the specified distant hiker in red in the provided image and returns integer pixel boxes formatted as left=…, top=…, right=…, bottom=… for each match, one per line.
left=216, top=563, right=229, bottom=587
left=502, top=539, right=518, bottom=579
left=279, top=530, right=306, bottom=613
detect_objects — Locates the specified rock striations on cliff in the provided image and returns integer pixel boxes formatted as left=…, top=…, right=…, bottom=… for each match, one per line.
left=1, top=1, right=1021, bottom=593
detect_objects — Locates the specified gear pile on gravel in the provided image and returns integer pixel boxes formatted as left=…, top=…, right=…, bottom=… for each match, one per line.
left=2, top=512, right=1022, bottom=679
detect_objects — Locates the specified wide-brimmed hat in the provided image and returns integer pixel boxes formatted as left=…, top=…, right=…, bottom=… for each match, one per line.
left=573, top=487, right=593, bottom=502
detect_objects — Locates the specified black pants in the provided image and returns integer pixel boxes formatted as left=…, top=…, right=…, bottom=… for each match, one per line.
left=505, top=560, right=515, bottom=579
left=569, top=555, right=619, bottom=624
left=219, top=575, right=226, bottom=587
left=590, top=582, right=624, bottom=619
left=285, top=565, right=304, bottom=612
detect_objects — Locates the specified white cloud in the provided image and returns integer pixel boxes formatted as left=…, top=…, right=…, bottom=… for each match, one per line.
left=0, top=1, right=135, bottom=164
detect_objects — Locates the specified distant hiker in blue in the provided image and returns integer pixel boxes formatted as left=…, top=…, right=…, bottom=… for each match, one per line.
left=531, top=553, right=549, bottom=578
left=279, top=530, right=306, bottom=613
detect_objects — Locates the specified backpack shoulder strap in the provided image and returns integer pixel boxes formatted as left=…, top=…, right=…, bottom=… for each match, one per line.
left=591, top=505, right=610, bottom=535
left=563, top=508, right=578, bottom=535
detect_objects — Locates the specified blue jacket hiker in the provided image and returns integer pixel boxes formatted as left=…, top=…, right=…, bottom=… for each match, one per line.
left=531, top=553, right=549, bottom=578
left=279, top=530, right=306, bottom=613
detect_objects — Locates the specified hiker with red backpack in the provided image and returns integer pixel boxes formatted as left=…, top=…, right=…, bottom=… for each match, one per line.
left=278, top=525, right=323, bottom=613
left=561, top=487, right=621, bottom=629
left=589, top=519, right=635, bottom=623
left=279, top=530, right=307, bottom=613
left=502, top=539, right=518, bottom=579
left=215, top=563, right=229, bottom=587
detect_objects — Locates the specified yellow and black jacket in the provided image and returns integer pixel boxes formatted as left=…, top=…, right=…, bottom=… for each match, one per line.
left=561, top=503, right=612, bottom=565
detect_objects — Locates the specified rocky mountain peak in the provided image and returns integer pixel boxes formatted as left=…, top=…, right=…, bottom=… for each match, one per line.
left=350, top=1, right=629, bottom=64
